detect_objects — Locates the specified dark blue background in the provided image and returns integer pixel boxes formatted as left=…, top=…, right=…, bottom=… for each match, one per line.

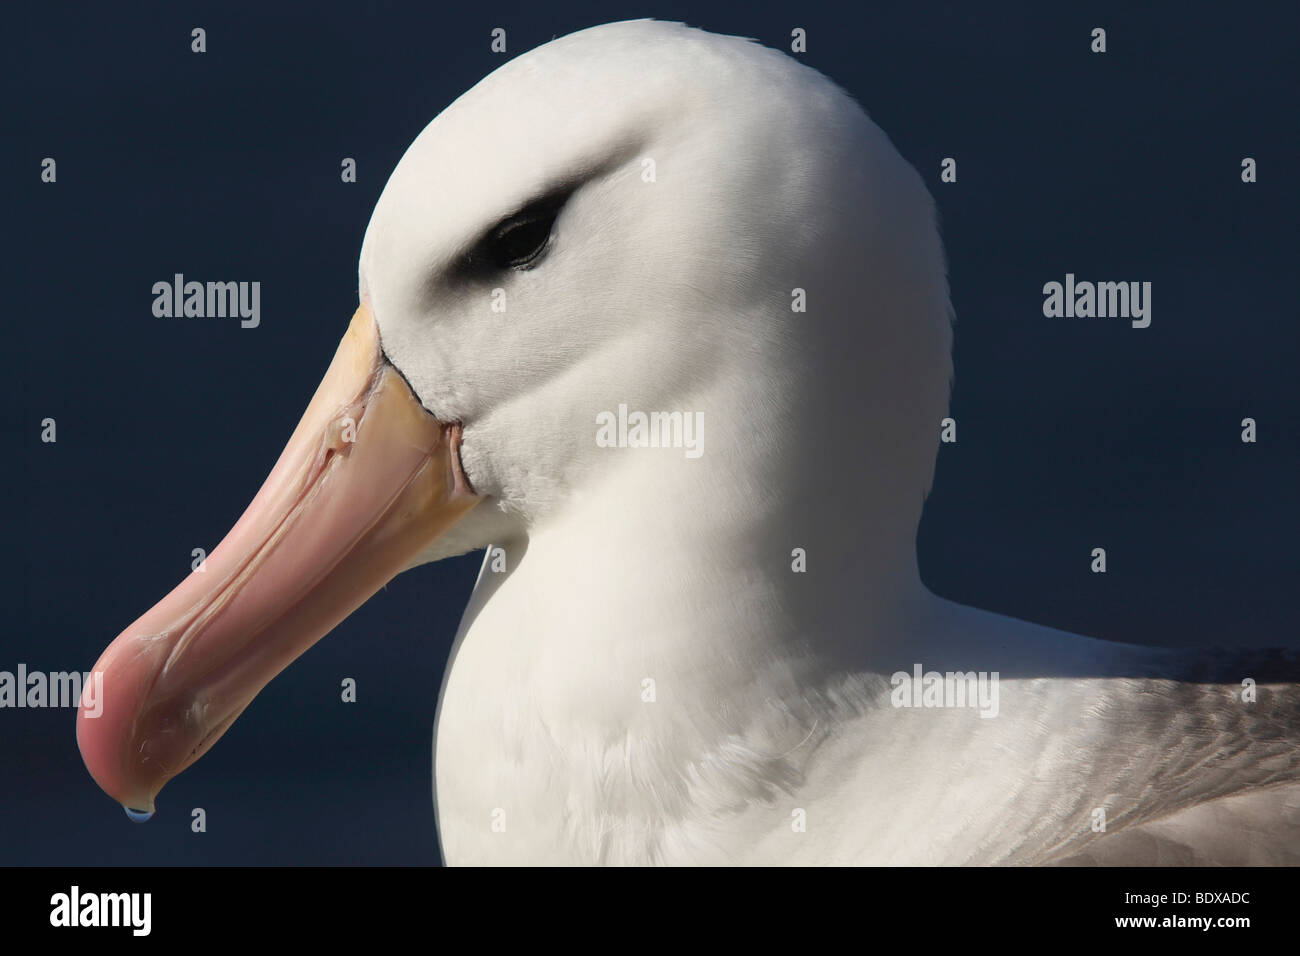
left=7, top=1, right=1297, bottom=864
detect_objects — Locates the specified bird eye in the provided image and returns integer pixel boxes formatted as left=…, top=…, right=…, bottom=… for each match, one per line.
left=487, top=214, right=553, bottom=269
left=481, top=194, right=565, bottom=270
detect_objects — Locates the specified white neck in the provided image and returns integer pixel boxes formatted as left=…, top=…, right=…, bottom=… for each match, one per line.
left=433, top=458, right=1278, bottom=864
left=433, top=395, right=942, bottom=863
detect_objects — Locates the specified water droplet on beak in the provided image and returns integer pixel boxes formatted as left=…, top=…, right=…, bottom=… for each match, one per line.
left=124, top=806, right=153, bottom=823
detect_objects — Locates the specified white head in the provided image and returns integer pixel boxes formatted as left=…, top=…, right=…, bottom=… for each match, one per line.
left=79, top=20, right=953, bottom=818
left=362, top=20, right=953, bottom=582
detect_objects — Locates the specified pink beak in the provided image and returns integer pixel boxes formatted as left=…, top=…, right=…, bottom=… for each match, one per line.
left=77, top=304, right=480, bottom=816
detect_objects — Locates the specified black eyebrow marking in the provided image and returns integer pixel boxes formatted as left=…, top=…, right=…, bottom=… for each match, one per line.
left=424, top=136, right=648, bottom=296
left=454, top=182, right=577, bottom=280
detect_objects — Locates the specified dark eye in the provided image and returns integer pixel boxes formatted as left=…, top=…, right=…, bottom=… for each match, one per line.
left=479, top=193, right=566, bottom=271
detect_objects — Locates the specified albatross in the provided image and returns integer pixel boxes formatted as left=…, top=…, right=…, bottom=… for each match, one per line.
left=77, top=20, right=1300, bottom=865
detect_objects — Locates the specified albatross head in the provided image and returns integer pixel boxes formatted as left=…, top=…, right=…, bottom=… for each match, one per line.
left=78, top=20, right=952, bottom=819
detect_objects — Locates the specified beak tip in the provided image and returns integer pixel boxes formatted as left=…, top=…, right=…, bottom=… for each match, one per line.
left=76, top=650, right=162, bottom=815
